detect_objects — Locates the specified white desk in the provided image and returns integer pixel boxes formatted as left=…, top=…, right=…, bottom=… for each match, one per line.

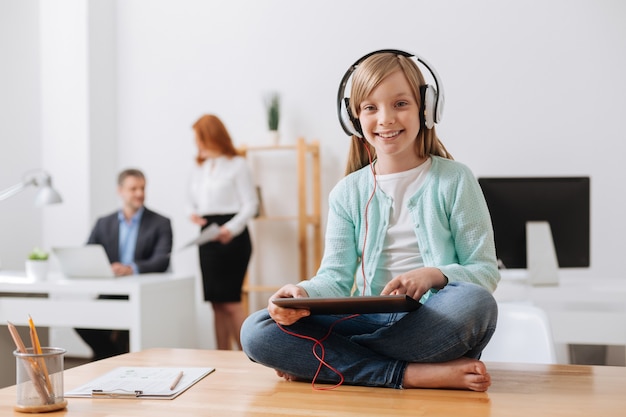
left=494, top=272, right=626, bottom=362
left=0, top=271, right=196, bottom=387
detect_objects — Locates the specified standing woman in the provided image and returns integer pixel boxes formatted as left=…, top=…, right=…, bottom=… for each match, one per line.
left=189, top=114, right=258, bottom=350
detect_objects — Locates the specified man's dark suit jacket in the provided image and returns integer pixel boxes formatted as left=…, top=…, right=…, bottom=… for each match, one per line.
left=87, top=207, right=173, bottom=273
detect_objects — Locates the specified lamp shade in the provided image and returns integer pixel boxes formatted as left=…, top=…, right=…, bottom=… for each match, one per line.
left=0, top=170, right=63, bottom=206
left=34, top=183, right=63, bottom=206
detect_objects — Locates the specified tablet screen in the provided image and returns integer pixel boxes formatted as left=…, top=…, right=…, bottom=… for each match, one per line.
left=271, top=295, right=421, bottom=315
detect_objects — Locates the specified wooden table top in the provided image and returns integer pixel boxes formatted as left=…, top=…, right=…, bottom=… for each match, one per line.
left=1, top=348, right=625, bottom=416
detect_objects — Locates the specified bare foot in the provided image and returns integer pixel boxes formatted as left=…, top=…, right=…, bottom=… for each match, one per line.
left=402, top=357, right=491, bottom=391
left=275, top=369, right=300, bottom=382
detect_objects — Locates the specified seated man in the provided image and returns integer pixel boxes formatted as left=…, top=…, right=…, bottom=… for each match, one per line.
left=75, top=168, right=173, bottom=360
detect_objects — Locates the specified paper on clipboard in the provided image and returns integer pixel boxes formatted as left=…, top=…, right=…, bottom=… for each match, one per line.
left=179, top=223, right=220, bottom=250
left=65, top=366, right=215, bottom=400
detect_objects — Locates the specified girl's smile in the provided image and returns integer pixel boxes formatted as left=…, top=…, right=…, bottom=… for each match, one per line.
left=376, top=130, right=402, bottom=139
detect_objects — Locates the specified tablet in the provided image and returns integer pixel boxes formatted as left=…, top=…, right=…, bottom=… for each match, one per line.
left=271, top=295, right=421, bottom=315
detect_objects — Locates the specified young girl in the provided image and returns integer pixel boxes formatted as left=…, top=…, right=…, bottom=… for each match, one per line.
left=241, top=50, right=499, bottom=390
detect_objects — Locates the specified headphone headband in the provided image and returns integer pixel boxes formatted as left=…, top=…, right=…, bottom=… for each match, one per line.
left=336, top=49, right=445, bottom=137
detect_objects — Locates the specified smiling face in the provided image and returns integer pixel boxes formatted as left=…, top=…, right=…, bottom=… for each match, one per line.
left=118, top=175, right=145, bottom=216
left=358, top=70, right=423, bottom=174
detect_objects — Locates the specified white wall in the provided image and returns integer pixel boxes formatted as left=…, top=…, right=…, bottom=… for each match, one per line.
left=0, top=0, right=42, bottom=269
left=2, top=0, right=626, bottom=351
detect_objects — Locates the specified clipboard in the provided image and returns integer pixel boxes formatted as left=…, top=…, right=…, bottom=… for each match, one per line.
left=65, top=366, right=215, bottom=400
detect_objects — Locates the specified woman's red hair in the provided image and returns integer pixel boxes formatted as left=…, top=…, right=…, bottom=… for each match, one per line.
left=192, top=114, right=238, bottom=165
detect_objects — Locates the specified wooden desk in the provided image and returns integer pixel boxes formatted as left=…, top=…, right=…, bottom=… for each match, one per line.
left=1, top=348, right=624, bottom=416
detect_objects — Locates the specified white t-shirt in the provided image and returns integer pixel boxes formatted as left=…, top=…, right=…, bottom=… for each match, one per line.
left=375, top=158, right=432, bottom=282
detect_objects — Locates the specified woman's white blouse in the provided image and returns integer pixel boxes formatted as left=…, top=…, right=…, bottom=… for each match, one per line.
left=188, top=156, right=258, bottom=237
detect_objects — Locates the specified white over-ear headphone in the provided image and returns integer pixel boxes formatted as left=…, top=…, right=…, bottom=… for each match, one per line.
left=337, top=49, right=445, bottom=138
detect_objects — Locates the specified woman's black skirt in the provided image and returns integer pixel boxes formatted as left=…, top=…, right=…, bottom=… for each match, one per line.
left=198, top=214, right=252, bottom=302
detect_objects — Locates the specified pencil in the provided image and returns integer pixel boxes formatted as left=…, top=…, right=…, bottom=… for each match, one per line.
left=28, top=315, right=53, bottom=393
left=7, top=321, right=53, bottom=404
left=170, top=371, right=184, bottom=390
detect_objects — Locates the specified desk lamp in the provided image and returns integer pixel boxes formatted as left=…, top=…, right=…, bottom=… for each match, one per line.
left=0, top=170, right=63, bottom=206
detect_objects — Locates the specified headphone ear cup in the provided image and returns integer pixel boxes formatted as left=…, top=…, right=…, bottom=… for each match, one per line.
left=340, top=98, right=363, bottom=138
left=421, top=85, right=437, bottom=129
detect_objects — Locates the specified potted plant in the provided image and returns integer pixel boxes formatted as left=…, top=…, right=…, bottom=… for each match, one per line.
left=25, top=247, right=49, bottom=281
left=265, top=92, right=280, bottom=145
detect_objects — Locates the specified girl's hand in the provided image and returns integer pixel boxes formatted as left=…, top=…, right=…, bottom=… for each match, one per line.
left=267, top=284, right=310, bottom=326
left=381, top=267, right=447, bottom=300
left=190, top=214, right=207, bottom=226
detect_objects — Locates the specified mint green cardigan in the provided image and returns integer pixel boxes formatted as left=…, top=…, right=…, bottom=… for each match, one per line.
left=298, top=156, right=500, bottom=302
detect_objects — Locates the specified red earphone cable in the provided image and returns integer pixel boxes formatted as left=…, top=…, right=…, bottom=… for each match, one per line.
left=359, top=141, right=377, bottom=296
left=277, top=314, right=359, bottom=390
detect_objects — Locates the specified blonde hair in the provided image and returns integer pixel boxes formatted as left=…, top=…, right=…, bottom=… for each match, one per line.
left=344, top=52, right=452, bottom=176
left=192, top=114, right=238, bottom=165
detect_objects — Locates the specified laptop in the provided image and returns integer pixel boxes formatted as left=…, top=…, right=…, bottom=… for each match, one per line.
left=271, top=295, right=421, bottom=315
left=52, top=245, right=115, bottom=278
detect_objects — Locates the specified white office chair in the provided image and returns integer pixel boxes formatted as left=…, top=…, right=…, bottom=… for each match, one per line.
left=481, top=302, right=557, bottom=364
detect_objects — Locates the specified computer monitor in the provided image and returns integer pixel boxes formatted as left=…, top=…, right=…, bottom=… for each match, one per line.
left=478, top=177, right=590, bottom=270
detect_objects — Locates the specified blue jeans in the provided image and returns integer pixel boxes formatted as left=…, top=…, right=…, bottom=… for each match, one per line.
left=240, top=282, right=498, bottom=389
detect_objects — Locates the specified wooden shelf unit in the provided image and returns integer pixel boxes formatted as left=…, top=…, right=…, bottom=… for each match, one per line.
left=238, top=138, right=322, bottom=312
